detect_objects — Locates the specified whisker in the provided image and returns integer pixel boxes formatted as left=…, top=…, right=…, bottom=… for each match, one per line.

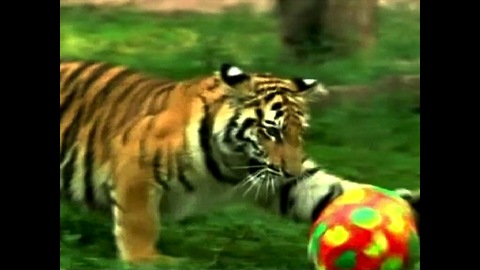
left=255, top=179, right=263, bottom=200
left=265, top=175, right=271, bottom=198
left=268, top=177, right=276, bottom=197
left=243, top=179, right=258, bottom=197
left=236, top=171, right=260, bottom=189
left=235, top=170, right=258, bottom=188
left=230, top=165, right=266, bottom=170
left=241, top=169, right=265, bottom=197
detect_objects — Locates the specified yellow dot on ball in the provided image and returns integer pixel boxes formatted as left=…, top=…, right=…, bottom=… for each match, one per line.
left=350, top=207, right=383, bottom=230
left=323, top=225, right=350, bottom=247
left=387, top=215, right=406, bottom=235
left=333, top=188, right=367, bottom=205
left=383, top=203, right=407, bottom=218
left=364, top=231, right=389, bottom=258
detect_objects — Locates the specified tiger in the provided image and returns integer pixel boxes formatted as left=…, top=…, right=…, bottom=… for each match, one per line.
left=60, top=59, right=419, bottom=264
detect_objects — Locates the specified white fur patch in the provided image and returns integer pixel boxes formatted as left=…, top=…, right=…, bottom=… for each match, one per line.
left=303, top=79, right=317, bottom=86
left=288, top=169, right=370, bottom=222
left=227, top=66, right=244, bottom=77
left=315, top=83, right=329, bottom=95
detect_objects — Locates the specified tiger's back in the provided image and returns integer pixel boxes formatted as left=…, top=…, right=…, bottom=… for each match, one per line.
left=60, top=60, right=185, bottom=207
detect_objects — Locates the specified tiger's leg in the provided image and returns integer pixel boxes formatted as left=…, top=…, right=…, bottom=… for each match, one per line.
left=111, top=167, right=160, bottom=262
left=110, top=162, right=181, bottom=264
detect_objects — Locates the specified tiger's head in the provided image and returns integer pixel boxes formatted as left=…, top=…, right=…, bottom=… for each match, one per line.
left=213, top=63, right=328, bottom=185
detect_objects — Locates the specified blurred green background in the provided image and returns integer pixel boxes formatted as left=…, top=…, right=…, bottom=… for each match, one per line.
left=60, top=3, right=420, bottom=269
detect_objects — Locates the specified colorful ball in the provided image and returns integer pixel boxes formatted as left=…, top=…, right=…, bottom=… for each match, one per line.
left=307, top=186, right=420, bottom=270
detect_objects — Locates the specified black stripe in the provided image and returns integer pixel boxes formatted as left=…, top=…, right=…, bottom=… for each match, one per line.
left=235, top=118, right=257, bottom=141
left=279, top=178, right=298, bottom=215
left=274, top=111, right=285, bottom=119
left=310, top=183, right=343, bottom=222
left=255, top=109, right=264, bottom=120
left=138, top=117, right=155, bottom=166
left=61, top=148, right=77, bottom=200
left=152, top=150, right=170, bottom=190
left=61, top=62, right=93, bottom=95
left=121, top=82, right=174, bottom=144
left=60, top=107, right=84, bottom=163
left=116, top=81, right=158, bottom=134
left=264, top=93, right=277, bottom=103
left=83, top=69, right=132, bottom=123
left=176, top=153, right=195, bottom=192
left=166, top=145, right=175, bottom=183
left=60, top=63, right=94, bottom=122
left=60, top=92, right=76, bottom=124
left=146, top=83, right=176, bottom=114
left=271, top=102, right=283, bottom=111
left=222, top=113, right=239, bottom=144
left=121, top=122, right=137, bottom=145
left=279, top=87, right=294, bottom=93
left=100, top=77, right=147, bottom=141
left=80, top=64, right=112, bottom=98
left=199, top=98, right=235, bottom=184
left=84, top=122, right=98, bottom=207
left=255, top=80, right=284, bottom=89
left=266, top=127, right=282, bottom=142
left=264, top=120, right=276, bottom=126
left=279, top=167, right=321, bottom=215
left=245, top=99, right=261, bottom=108
left=256, top=73, right=274, bottom=78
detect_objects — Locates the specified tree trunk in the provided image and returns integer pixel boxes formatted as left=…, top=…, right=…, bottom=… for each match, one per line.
left=277, top=0, right=329, bottom=60
left=277, top=0, right=378, bottom=59
left=324, top=0, right=378, bottom=55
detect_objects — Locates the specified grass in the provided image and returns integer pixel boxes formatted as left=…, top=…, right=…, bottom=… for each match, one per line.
left=60, top=4, right=420, bottom=270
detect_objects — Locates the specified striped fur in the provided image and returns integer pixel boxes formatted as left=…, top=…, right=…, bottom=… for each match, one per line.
left=60, top=60, right=330, bottom=262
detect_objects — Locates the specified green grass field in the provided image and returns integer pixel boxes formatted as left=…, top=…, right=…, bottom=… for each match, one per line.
left=60, top=4, right=420, bottom=270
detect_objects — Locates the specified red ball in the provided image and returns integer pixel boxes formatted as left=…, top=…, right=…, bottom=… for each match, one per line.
left=307, top=186, right=420, bottom=270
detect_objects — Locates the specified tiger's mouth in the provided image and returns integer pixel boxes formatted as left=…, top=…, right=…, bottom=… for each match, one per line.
left=247, top=158, right=283, bottom=176
left=233, top=158, right=287, bottom=200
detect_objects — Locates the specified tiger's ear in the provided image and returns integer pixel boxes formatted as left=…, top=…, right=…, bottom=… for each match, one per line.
left=220, top=63, right=250, bottom=87
left=291, top=78, right=329, bottom=96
